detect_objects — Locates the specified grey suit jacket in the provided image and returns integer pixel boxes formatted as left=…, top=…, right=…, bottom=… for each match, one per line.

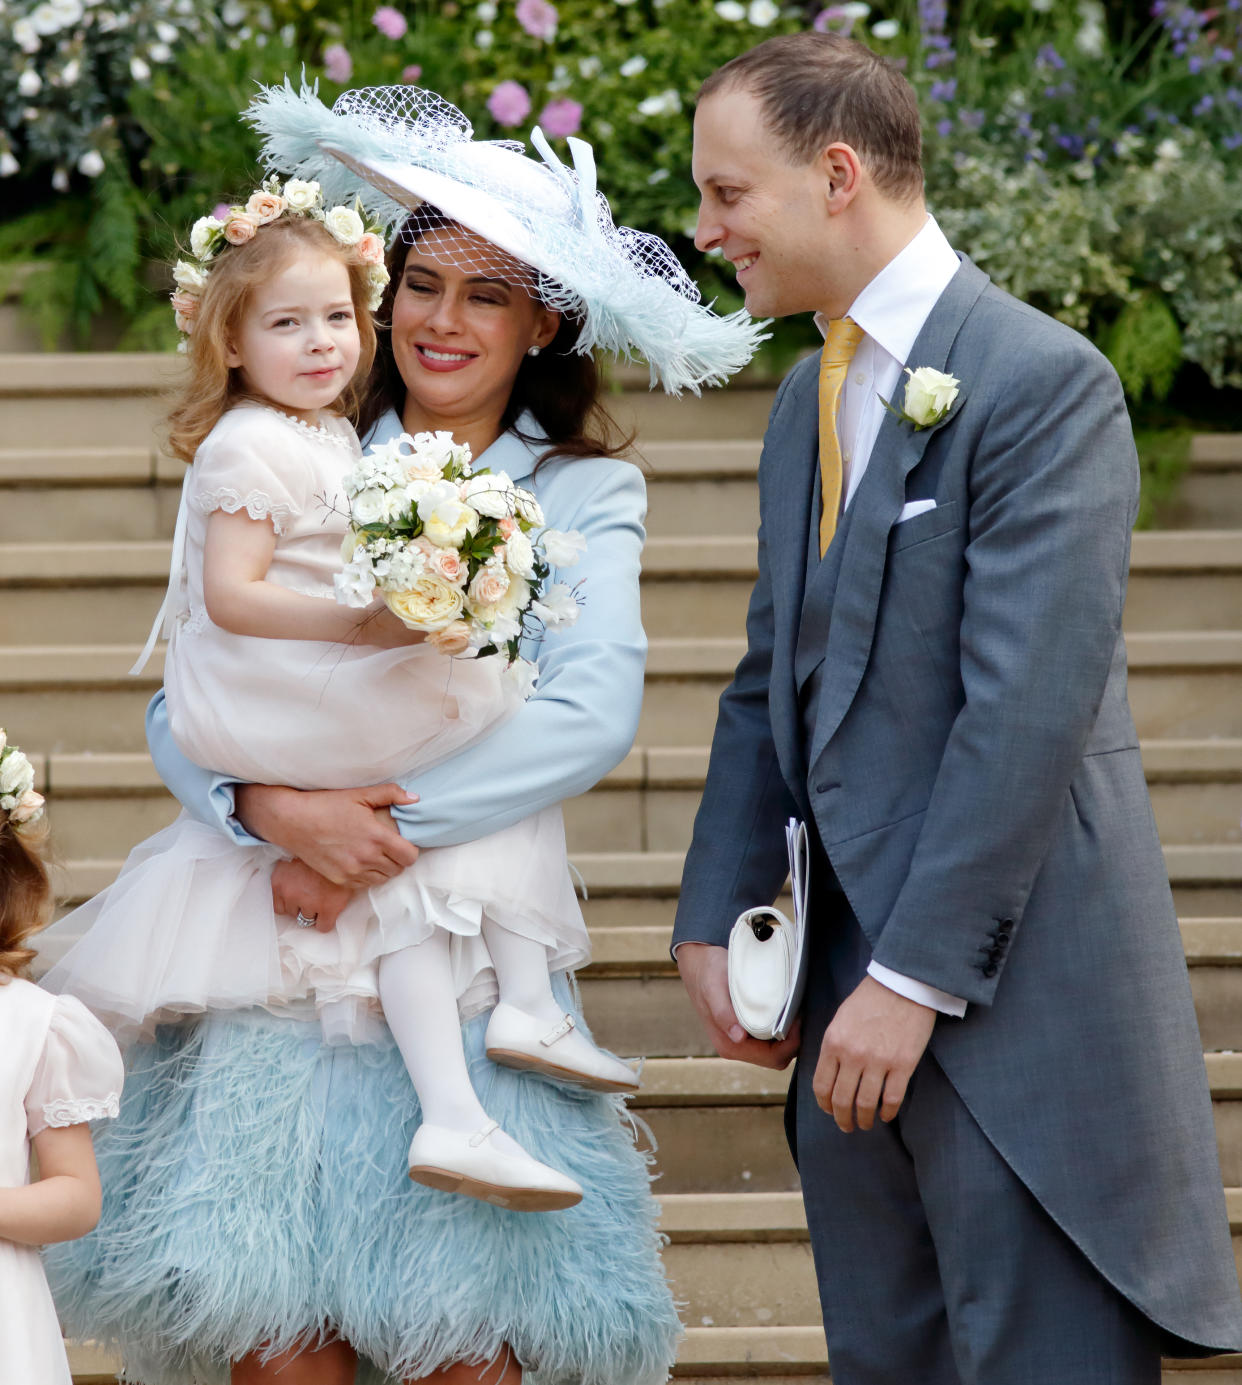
left=674, top=258, right=1242, bottom=1350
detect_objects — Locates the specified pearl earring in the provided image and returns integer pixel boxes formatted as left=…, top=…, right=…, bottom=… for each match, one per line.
left=527, top=346, right=541, bottom=358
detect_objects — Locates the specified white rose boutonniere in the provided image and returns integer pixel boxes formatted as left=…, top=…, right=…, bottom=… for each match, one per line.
left=883, top=366, right=961, bottom=432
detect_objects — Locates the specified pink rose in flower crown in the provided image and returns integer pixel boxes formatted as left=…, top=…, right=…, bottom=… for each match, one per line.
left=538, top=98, right=583, bottom=139
left=487, top=80, right=532, bottom=128
left=373, top=5, right=407, bottom=38
left=516, top=0, right=558, bottom=39
left=469, top=564, right=511, bottom=608
left=246, top=190, right=286, bottom=223
left=223, top=213, right=258, bottom=245
left=170, top=289, right=200, bottom=333
left=427, top=620, right=472, bottom=656
left=356, top=231, right=386, bottom=266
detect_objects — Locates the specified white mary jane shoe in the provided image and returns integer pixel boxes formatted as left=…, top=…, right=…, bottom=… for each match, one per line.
left=407, top=1120, right=583, bottom=1212
left=485, top=1002, right=641, bottom=1094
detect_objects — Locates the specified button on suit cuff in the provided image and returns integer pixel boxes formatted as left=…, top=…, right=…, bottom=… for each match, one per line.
left=867, top=961, right=967, bottom=1018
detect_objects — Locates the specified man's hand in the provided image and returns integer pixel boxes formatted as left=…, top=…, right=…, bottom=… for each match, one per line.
left=814, top=974, right=936, bottom=1133
left=676, top=941, right=801, bottom=1070
left=271, top=859, right=357, bottom=933
left=235, top=783, right=420, bottom=888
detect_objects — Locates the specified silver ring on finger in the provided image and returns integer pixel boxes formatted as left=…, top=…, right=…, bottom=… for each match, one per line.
left=295, top=910, right=318, bottom=929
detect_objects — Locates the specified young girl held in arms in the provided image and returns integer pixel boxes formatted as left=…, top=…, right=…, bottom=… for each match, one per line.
left=44, top=181, right=636, bottom=1212
left=0, top=731, right=124, bottom=1384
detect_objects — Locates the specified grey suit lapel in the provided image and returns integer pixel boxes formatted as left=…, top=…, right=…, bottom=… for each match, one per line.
left=804, top=258, right=989, bottom=772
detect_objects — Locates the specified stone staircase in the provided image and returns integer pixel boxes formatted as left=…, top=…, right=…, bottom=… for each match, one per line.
left=1, top=355, right=1240, bottom=1382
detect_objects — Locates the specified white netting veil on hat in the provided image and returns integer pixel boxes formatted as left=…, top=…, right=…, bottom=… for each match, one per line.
left=245, top=80, right=768, bottom=393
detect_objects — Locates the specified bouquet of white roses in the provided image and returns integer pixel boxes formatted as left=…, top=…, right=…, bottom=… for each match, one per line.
left=334, top=430, right=586, bottom=664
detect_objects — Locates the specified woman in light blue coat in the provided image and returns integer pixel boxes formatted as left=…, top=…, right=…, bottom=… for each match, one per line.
left=46, top=84, right=761, bottom=1385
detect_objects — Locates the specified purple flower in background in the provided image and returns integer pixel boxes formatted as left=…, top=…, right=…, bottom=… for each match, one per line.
left=1187, top=54, right=1204, bottom=73
left=539, top=97, right=583, bottom=138
left=488, top=79, right=532, bottom=126
left=959, top=109, right=985, bottom=131
left=373, top=5, right=407, bottom=38
left=213, top=202, right=231, bottom=220
left=936, top=118, right=953, bottom=137
left=1036, top=44, right=1066, bottom=71
left=402, top=64, right=423, bottom=83
left=813, top=6, right=848, bottom=31
left=1194, top=93, right=1215, bottom=115
left=516, top=0, right=558, bottom=40
left=1225, top=132, right=1242, bottom=148
left=323, top=43, right=353, bottom=83
left=929, top=78, right=956, bottom=102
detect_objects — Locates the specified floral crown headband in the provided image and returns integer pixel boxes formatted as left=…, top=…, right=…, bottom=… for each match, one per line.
left=170, top=175, right=391, bottom=343
left=0, top=730, right=44, bottom=833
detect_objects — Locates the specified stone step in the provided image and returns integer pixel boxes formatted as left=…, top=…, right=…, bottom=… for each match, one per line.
left=1168, top=435, right=1242, bottom=530
left=4, top=529, right=1239, bottom=643
left=6, top=633, right=1242, bottom=754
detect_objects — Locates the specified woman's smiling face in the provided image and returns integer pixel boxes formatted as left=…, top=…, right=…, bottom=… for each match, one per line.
left=390, top=221, right=559, bottom=443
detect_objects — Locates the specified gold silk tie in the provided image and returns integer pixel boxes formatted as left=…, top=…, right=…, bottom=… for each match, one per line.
left=817, top=316, right=866, bottom=557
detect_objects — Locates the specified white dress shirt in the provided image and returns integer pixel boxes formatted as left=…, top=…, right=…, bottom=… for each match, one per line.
left=815, top=215, right=967, bottom=1019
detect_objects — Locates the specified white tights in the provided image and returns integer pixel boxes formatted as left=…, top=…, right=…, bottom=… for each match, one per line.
left=376, top=921, right=561, bottom=1141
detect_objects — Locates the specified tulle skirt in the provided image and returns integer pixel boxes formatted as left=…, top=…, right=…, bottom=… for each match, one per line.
left=42, top=809, right=588, bottom=1046
left=45, top=1003, right=681, bottom=1385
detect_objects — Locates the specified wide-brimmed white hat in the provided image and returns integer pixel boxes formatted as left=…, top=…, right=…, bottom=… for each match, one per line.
left=245, top=81, right=766, bottom=394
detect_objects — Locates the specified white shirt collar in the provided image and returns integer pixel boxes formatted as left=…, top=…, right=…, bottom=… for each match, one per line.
left=813, top=216, right=961, bottom=363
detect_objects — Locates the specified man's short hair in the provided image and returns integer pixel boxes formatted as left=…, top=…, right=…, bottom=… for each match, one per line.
left=698, top=33, right=924, bottom=203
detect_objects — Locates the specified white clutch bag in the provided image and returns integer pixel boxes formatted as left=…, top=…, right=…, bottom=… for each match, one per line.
left=727, top=819, right=811, bottom=1042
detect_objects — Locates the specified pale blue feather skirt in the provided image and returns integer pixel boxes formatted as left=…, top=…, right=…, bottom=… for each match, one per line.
left=46, top=1002, right=681, bottom=1385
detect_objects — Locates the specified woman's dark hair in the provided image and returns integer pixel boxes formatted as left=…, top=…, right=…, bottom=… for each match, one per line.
left=357, top=211, right=635, bottom=469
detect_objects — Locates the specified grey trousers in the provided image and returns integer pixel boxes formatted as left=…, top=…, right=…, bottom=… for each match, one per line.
left=787, top=886, right=1163, bottom=1385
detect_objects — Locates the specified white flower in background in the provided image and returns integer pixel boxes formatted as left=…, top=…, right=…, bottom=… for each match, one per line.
left=513, top=487, right=544, bottom=526
left=155, top=20, right=179, bottom=42
left=283, top=178, right=321, bottom=211
left=1074, top=2, right=1106, bottom=58
left=51, top=0, right=84, bottom=22
left=714, top=1, right=745, bottom=18
left=1, top=152, right=21, bottom=178
left=325, top=205, right=364, bottom=245
left=871, top=18, right=899, bottom=39
left=51, top=167, right=69, bottom=191
left=638, top=89, right=682, bottom=118
left=619, top=55, right=647, bottom=77
left=0, top=749, right=35, bottom=798
left=221, top=0, right=246, bottom=22
left=30, top=4, right=64, bottom=35
left=505, top=530, right=536, bottom=578
left=840, top=1, right=870, bottom=14
left=578, top=55, right=602, bottom=77
left=149, top=41, right=173, bottom=62
left=475, top=30, right=494, bottom=48
left=77, top=149, right=104, bottom=177
left=476, top=0, right=497, bottom=18
left=747, top=0, right=779, bottom=25
left=130, top=55, right=151, bottom=80
left=95, top=9, right=119, bottom=32
left=334, top=557, right=375, bottom=607
left=541, top=528, right=586, bottom=568
left=547, top=63, right=571, bottom=93
left=13, top=17, right=40, bottom=51
left=60, top=57, right=80, bottom=83
left=531, top=582, right=581, bottom=628
left=18, top=69, right=42, bottom=97
left=1030, top=0, right=1054, bottom=10
left=1155, top=138, right=1182, bottom=166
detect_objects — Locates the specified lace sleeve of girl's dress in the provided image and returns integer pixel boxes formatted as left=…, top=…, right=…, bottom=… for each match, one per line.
left=24, top=994, right=124, bottom=1138
left=188, top=406, right=317, bottom=535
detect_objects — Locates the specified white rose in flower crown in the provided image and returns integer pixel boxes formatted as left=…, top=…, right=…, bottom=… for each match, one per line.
left=0, top=750, right=35, bottom=798
left=283, top=179, right=321, bottom=211
left=366, top=265, right=390, bottom=312
left=541, top=528, right=587, bottom=568
left=350, top=487, right=389, bottom=526
left=513, top=487, right=544, bottom=526
left=902, top=367, right=960, bottom=429
left=173, top=259, right=208, bottom=292
left=324, top=206, right=365, bottom=246
left=190, top=214, right=224, bottom=260
left=0, top=730, right=8, bottom=755
left=505, top=530, right=536, bottom=578
left=386, top=575, right=465, bottom=631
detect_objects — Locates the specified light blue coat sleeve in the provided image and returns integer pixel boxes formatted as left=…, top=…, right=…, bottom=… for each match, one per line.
left=145, top=455, right=648, bottom=848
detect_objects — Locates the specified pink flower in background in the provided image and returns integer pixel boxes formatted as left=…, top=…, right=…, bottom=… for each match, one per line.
left=402, top=63, right=423, bottom=83
left=373, top=5, right=407, bottom=38
left=487, top=80, right=532, bottom=127
left=212, top=201, right=231, bottom=220
left=813, top=7, right=851, bottom=32
left=323, top=43, right=353, bottom=82
left=516, top=0, right=558, bottom=40
left=538, top=97, right=582, bottom=138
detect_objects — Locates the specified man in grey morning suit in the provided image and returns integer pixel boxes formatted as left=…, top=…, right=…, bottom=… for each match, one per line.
left=673, top=32, right=1242, bottom=1383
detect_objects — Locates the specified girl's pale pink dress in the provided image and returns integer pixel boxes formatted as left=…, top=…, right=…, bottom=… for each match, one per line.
left=0, top=977, right=122, bottom=1383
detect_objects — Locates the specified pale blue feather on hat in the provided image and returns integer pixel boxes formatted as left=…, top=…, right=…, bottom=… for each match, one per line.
left=244, top=79, right=768, bottom=394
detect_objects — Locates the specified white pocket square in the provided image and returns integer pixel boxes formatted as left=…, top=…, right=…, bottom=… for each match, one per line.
left=896, top=499, right=937, bottom=524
